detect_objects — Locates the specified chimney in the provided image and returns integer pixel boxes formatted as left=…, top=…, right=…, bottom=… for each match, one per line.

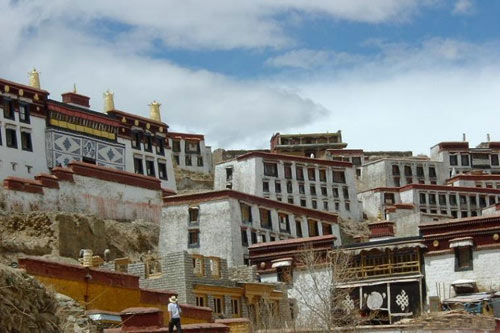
left=103, top=90, right=115, bottom=112
left=462, top=133, right=466, bottom=142
left=28, top=68, right=41, bottom=89
left=487, top=133, right=491, bottom=142
left=149, top=100, right=161, bottom=122
left=61, top=84, right=90, bottom=108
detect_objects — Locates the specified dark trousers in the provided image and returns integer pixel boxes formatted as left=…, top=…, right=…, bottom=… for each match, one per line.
left=169, top=317, right=182, bottom=333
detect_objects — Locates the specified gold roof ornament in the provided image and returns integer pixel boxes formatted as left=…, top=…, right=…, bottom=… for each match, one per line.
left=73, top=83, right=77, bottom=93
left=103, top=89, right=115, bottom=112
left=377, top=211, right=383, bottom=221
left=149, top=100, right=161, bottom=122
left=28, top=68, right=41, bottom=89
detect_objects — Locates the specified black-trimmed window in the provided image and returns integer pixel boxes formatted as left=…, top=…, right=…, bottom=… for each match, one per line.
left=185, top=155, right=192, bottom=166
left=3, top=99, right=15, bottom=120
left=492, top=154, right=499, bottom=166
left=6, top=128, right=17, bottom=148
left=449, top=154, right=458, bottom=166
left=332, top=170, right=346, bottom=183
left=19, top=103, right=30, bottom=123
left=158, top=161, right=167, bottom=180
left=189, top=207, right=199, bottom=223
left=197, top=156, right=203, bottom=167
left=275, top=181, right=281, bottom=193
left=144, top=134, right=153, bottom=152
left=455, top=246, right=473, bottom=271
left=241, top=229, right=249, bottom=246
left=146, top=159, right=155, bottom=177
left=155, top=137, right=165, bottom=155
left=172, top=140, right=181, bottom=152
left=264, top=162, right=278, bottom=177
left=295, top=220, right=303, bottom=237
left=461, top=154, right=470, bottom=166
left=188, top=229, right=200, bottom=248
left=21, top=131, right=32, bottom=151
left=132, top=131, right=142, bottom=150
left=133, top=157, right=144, bottom=174
left=0, top=126, right=2, bottom=146
left=259, top=208, right=272, bottom=229
left=278, top=213, right=290, bottom=232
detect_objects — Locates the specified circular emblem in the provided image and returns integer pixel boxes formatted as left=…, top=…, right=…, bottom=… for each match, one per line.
left=433, top=240, right=439, bottom=247
left=367, top=292, right=384, bottom=310
left=19, top=89, right=23, bottom=96
left=4, top=85, right=10, bottom=93
left=493, top=233, right=499, bottom=241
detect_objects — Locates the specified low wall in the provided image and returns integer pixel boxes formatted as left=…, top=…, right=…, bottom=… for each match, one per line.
left=2, top=161, right=163, bottom=223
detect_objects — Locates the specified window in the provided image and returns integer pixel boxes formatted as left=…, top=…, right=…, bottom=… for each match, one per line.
left=300, top=199, right=306, bottom=207
left=263, top=181, right=270, bottom=193
left=335, top=202, right=340, bottom=211
left=264, top=162, right=278, bottom=177
left=310, top=185, right=316, bottom=196
left=286, top=181, right=293, bottom=194
left=479, top=196, right=486, bottom=208
left=259, top=208, right=272, bottom=229
left=197, top=156, right=203, bottom=167
left=332, top=187, right=339, bottom=198
left=416, top=166, right=424, bottom=177
left=241, top=229, right=248, bottom=246
left=352, top=157, right=362, bottom=166
left=189, top=207, right=199, bottom=223
left=419, top=193, right=427, bottom=204
left=196, top=295, right=207, bottom=307
left=188, top=229, right=200, bottom=248
left=193, top=255, right=204, bottom=275
left=226, top=167, right=233, bottom=181
left=132, top=131, right=142, bottom=150
left=392, top=165, right=400, bottom=176
left=298, top=183, right=305, bottom=194
left=439, top=194, right=447, bottom=206
left=384, top=193, right=395, bottom=204
left=3, top=99, right=14, bottom=119
left=19, top=103, right=30, bottom=123
left=251, top=230, right=257, bottom=244
left=319, top=169, right=327, bottom=182
left=323, top=201, right=328, bottom=210
left=288, top=197, right=293, bottom=204
left=308, top=219, right=319, bottom=237
left=404, top=165, right=412, bottom=177
left=146, top=160, right=155, bottom=177
left=455, top=247, right=473, bottom=271
left=158, top=162, right=168, bottom=179
left=321, top=186, right=327, bottom=196
left=185, top=140, right=200, bottom=153
left=307, top=168, right=316, bottom=181
left=470, top=196, right=477, bottom=206
left=312, top=200, right=317, bottom=209
left=492, top=154, right=499, bottom=166
left=394, top=177, right=401, bottom=187
left=172, top=140, right=181, bottom=152
left=296, top=166, right=304, bottom=180
left=275, top=181, right=282, bottom=193
left=345, top=202, right=350, bottom=211
left=231, top=298, right=240, bottom=317
left=185, top=155, right=192, bottom=166
left=261, top=233, right=267, bottom=243
left=429, top=193, right=436, bottom=205
left=144, top=134, right=153, bottom=152
left=429, top=166, right=437, bottom=178
left=213, top=297, right=224, bottom=315
left=332, top=170, right=346, bottom=183
left=134, top=157, right=144, bottom=174
left=284, top=163, right=292, bottom=179
left=145, top=258, right=162, bottom=278
left=342, top=187, right=349, bottom=199
left=279, top=213, right=290, bottom=232
left=449, top=194, right=457, bottom=206
left=173, top=154, right=180, bottom=165
left=155, top=137, right=165, bottom=155
left=21, top=131, right=32, bottom=151
left=449, top=155, right=458, bottom=166
left=459, top=195, right=467, bottom=205
left=6, top=128, right=17, bottom=148
left=322, top=223, right=332, bottom=235
left=295, top=220, right=303, bottom=237
left=209, top=257, right=221, bottom=277
left=461, top=154, right=470, bottom=166
left=240, top=203, right=252, bottom=223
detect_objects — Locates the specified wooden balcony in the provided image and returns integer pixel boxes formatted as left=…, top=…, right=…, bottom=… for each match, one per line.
left=346, top=260, right=421, bottom=280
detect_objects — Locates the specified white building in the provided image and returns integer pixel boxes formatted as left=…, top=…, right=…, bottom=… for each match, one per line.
left=359, top=158, right=447, bottom=191
left=160, top=190, right=341, bottom=267
left=430, top=140, right=500, bottom=177
left=214, top=152, right=363, bottom=221
left=446, top=173, right=500, bottom=189
left=420, top=214, right=500, bottom=303
left=167, top=132, right=213, bottom=175
left=0, top=76, right=50, bottom=180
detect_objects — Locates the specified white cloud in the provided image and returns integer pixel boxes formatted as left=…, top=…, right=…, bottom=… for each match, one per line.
left=0, top=0, right=438, bottom=51
left=453, top=0, right=474, bottom=15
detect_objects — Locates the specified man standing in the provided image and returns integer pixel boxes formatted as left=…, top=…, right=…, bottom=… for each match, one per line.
left=168, top=295, right=182, bottom=333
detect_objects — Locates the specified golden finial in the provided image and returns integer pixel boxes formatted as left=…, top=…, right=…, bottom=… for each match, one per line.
left=73, top=83, right=77, bottom=93
left=149, top=100, right=161, bottom=122
left=103, top=89, right=115, bottom=112
left=28, top=68, right=41, bottom=89
left=377, top=211, right=383, bottom=221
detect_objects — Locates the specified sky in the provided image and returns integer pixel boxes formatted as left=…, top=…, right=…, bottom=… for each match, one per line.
left=1, top=0, right=499, bottom=155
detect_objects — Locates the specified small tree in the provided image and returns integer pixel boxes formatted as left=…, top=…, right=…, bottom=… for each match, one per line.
left=290, top=246, right=372, bottom=332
